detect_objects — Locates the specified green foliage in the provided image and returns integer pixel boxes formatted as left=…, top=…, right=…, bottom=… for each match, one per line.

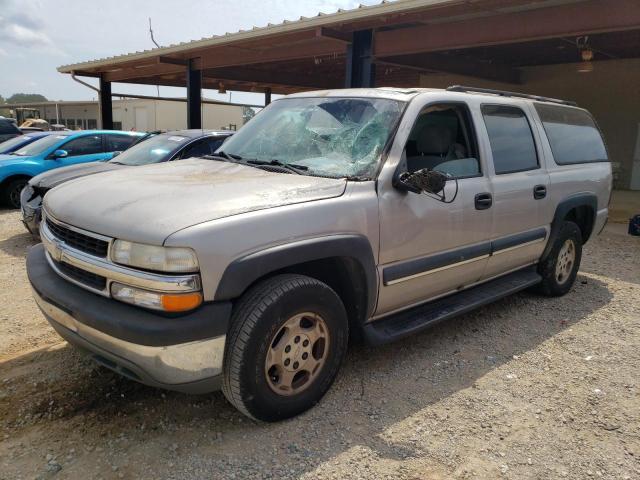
left=242, top=106, right=256, bottom=124
left=6, top=93, right=48, bottom=104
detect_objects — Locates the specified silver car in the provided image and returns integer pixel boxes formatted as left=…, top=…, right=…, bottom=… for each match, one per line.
left=27, top=86, right=612, bottom=421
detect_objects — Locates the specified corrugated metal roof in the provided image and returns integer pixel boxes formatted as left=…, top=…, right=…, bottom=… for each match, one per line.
left=57, top=0, right=457, bottom=73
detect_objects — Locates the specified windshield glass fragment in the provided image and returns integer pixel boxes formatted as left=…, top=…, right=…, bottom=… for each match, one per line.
left=217, top=97, right=405, bottom=178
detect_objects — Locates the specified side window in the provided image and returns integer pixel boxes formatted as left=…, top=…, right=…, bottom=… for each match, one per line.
left=404, top=103, right=480, bottom=178
left=106, top=134, right=137, bottom=152
left=206, top=137, right=225, bottom=152
left=0, top=120, right=20, bottom=135
left=481, top=105, right=538, bottom=174
left=180, top=139, right=214, bottom=159
left=61, top=135, right=104, bottom=156
left=534, top=103, right=608, bottom=165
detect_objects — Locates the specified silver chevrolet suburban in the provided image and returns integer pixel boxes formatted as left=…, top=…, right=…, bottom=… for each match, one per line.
left=27, top=86, right=612, bottom=421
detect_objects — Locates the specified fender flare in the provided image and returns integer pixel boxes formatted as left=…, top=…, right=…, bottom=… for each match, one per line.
left=214, top=234, right=378, bottom=318
left=542, top=193, right=597, bottom=259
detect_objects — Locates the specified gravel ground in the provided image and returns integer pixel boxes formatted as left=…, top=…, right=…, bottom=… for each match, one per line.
left=0, top=208, right=638, bottom=480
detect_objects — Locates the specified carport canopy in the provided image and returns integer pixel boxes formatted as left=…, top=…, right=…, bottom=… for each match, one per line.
left=57, top=0, right=640, bottom=129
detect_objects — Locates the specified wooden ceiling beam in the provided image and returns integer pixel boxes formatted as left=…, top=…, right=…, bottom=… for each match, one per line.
left=195, top=38, right=346, bottom=69
left=377, top=53, right=522, bottom=84
left=103, top=63, right=186, bottom=82
left=202, top=66, right=341, bottom=89
left=374, top=0, right=640, bottom=57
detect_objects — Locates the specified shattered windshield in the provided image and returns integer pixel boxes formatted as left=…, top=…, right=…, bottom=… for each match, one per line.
left=217, top=96, right=405, bottom=178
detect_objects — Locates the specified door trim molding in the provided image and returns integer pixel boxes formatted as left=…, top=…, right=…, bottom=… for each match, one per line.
left=382, top=227, right=547, bottom=286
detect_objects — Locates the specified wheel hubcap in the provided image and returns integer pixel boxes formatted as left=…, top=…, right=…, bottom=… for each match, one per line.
left=265, top=312, right=329, bottom=396
left=9, top=182, right=26, bottom=208
left=555, top=239, right=576, bottom=285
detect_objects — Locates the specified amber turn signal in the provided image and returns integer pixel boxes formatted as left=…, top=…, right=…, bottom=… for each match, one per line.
left=161, top=292, right=203, bottom=312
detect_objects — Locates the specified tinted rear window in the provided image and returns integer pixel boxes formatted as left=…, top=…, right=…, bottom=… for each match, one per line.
left=0, top=119, right=20, bottom=135
left=535, top=104, right=608, bottom=165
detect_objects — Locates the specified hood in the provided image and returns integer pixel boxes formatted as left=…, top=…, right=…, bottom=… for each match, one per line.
left=44, top=158, right=347, bottom=245
left=31, top=162, right=122, bottom=189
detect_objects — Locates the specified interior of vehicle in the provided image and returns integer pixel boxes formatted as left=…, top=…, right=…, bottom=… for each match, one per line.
left=405, top=104, right=480, bottom=178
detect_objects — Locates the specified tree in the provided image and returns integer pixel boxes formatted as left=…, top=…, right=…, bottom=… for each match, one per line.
left=0, top=95, right=5, bottom=105
left=242, top=106, right=256, bottom=124
left=6, top=93, right=48, bottom=104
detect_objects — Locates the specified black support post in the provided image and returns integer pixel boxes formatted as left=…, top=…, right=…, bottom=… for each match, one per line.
left=99, top=76, right=113, bottom=130
left=345, top=29, right=376, bottom=88
left=264, top=88, right=272, bottom=106
left=187, top=60, right=202, bottom=129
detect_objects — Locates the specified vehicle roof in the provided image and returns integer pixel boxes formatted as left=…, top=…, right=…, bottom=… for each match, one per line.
left=50, top=130, right=146, bottom=138
left=22, top=131, right=59, bottom=137
left=286, top=87, right=579, bottom=108
left=163, top=129, right=235, bottom=138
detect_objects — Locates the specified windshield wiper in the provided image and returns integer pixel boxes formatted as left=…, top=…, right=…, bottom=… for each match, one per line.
left=246, top=159, right=308, bottom=175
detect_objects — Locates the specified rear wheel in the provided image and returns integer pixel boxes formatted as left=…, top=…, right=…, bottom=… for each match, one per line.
left=222, top=274, right=348, bottom=421
left=536, top=221, right=583, bottom=296
left=2, top=178, right=28, bottom=209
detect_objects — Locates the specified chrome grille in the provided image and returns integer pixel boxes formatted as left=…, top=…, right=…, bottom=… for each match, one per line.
left=51, top=258, right=107, bottom=291
left=46, top=218, right=109, bottom=257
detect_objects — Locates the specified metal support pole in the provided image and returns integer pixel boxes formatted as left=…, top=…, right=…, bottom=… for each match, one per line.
left=264, top=88, right=272, bottom=106
left=345, top=29, right=376, bottom=88
left=186, top=59, right=202, bottom=129
left=99, top=76, right=113, bottom=129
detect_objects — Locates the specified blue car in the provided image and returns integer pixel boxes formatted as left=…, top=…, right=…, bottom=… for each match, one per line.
left=0, top=131, right=59, bottom=155
left=0, top=130, right=143, bottom=208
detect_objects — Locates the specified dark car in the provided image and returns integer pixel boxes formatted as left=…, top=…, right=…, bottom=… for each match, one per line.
left=0, top=131, right=59, bottom=155
left=0, top=118, right=21, bottom=143
left=21, top=129, right=234, bottom=234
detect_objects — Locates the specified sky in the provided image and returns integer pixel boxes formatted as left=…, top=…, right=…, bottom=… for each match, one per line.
left=0, top=0, right=381, bottom=105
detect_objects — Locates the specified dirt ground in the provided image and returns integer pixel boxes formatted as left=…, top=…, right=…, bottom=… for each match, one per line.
left=0, top=208, right=638, bottom=480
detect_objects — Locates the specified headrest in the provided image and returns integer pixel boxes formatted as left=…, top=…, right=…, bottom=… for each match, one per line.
left=416, top=124, right=453, bottom=155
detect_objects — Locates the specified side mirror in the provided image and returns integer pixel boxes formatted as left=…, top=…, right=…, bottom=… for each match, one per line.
left=396, top=169, right=449, bottom=195
left=52, top=149, right=68, bottom=159
left=111, top=151, right=121, bottom=158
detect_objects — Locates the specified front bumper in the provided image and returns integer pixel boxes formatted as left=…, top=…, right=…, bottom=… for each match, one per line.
left=27, top=244, right=231, bottom=394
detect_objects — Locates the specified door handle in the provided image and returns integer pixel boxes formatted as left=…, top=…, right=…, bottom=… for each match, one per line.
left=475, top=192, right=493, bottom=210
left=533, top=185, right=547, bottom=200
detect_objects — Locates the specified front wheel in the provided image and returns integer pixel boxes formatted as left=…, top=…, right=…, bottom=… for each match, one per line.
left=2, top=178, right=28, bottom=209
left=536, top=221, right=583, bottom=296
left=222, top=274, right=349, bottom=421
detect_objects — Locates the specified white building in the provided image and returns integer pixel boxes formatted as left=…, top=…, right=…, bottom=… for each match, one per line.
left=0, top=97, right=252, bottom=132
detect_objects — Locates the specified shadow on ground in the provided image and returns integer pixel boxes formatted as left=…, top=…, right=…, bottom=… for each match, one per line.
left=0, top=272, right=613, bottom=478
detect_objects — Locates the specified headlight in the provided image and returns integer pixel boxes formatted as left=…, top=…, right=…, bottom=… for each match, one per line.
left=111, top=240, right=198, bottom=273
left=111, top=283, right=202, bottom=312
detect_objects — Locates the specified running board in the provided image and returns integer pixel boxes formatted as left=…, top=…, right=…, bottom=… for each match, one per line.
left=363, top=267, right=541, bottom=345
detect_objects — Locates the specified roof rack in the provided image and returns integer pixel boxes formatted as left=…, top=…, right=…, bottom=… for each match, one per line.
left=446, top=85, right=578, bottom=107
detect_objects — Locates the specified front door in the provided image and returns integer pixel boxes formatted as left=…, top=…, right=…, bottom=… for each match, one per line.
left=54, top=134, right=109, bottom=168
left=376, top=100, right=493, bottom=317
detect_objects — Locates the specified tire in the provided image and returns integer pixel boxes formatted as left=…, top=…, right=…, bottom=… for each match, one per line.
left=222, top=274, right=349, bottom=422
left=536, top=221, right=583, bottom=297
left=2, top=178, right=28, bottom=209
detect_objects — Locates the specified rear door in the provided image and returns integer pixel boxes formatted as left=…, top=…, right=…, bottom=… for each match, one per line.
left=479, top=102, right=551, bottom=279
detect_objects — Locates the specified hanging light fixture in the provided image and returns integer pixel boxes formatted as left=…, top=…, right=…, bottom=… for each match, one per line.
left=576, top=36, right=594, bottom=73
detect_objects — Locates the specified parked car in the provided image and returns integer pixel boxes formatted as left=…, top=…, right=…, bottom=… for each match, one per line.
left=27, top=87, right=611, bottom=422
left=0, top=131, right=58, bottom=155
left=0, top=117, right=21, bottom=143
left=21, top=129, right=233, bottom=234
left=0, top=130, right=143, bottom=208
